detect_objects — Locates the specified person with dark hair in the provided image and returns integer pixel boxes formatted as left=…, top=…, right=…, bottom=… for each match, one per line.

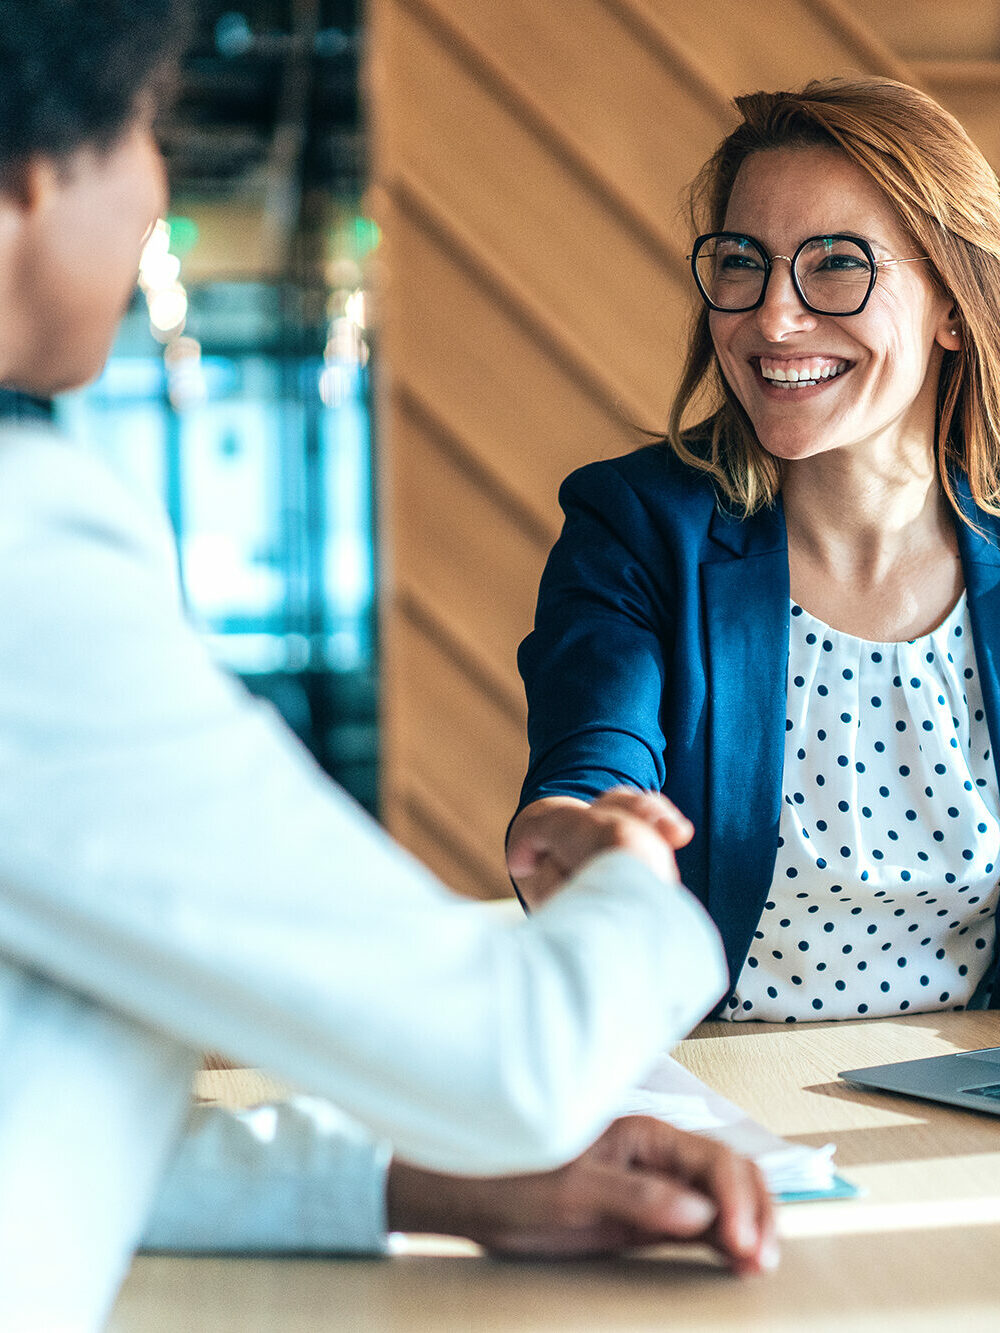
left=0, top=0, right=187, bottom=169
left=0, top=4, right=774, bottom=1327
left=510, top=78, right=1000, bottom=1026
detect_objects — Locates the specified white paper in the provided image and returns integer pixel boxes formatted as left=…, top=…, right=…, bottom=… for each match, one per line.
left=622, top=1053, right=837, bottom=1196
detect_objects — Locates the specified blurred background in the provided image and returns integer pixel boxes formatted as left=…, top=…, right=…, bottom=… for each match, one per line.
left=20, top=1, right=1000, bottom=898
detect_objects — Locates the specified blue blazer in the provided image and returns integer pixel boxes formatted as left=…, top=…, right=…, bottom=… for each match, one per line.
left=517, top=445, right=1000, bottom=1007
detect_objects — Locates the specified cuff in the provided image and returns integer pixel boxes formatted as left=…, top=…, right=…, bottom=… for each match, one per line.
left=141, top=1096, right=393, bottom=1255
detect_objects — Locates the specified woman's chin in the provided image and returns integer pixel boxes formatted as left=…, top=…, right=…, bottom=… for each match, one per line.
left=752, top=430, right=837, bottom=464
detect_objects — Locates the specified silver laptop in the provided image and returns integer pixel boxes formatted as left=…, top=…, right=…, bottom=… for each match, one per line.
left=839, top=1046, right=1000, bottom=1115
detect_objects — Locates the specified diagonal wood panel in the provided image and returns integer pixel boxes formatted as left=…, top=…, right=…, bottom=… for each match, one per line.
left=390, top=796, right=511, bottom=902
left=370, top=0, right=1000, bottom=898
left=383, top=202, right=638, bottom=530
left=378, top=0, right=691, bottom=424
left=392, top=400, right=545, bottom=706
left=843, top=0, right=1000, bottom=62
left=388, top=614, right=528, bottom=896
left=401, top=0, right=727, bottom=266
left=918, top=68, right=1000, bottom=168
left=625, top=0, right=913, bottom=95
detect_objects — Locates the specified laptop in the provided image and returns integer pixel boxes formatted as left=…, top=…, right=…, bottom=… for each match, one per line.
left=839, top=1046, right=1000, bottom=1115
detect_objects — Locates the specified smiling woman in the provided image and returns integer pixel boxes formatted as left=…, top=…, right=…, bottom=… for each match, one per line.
left=508, top=77, right=1000, bottom=1027
left=706, top=146, right=953, bottom=481
left=668, top=79, right=1000, bottom=528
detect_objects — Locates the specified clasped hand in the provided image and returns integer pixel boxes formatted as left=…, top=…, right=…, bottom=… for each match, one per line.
left=507, top=788, right=695, bottom=908
left=500, top=789, right=777, bottom=1271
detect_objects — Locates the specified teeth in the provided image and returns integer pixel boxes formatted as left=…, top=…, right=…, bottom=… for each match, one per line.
left=759, top=359, right=847, bottom=387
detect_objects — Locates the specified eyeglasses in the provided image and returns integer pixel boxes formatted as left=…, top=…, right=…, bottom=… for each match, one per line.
left=688, top=232, right=929, bottom=317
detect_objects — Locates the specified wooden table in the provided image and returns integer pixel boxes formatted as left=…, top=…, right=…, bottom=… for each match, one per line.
left=108, top=1011, right=1000, bottom=1331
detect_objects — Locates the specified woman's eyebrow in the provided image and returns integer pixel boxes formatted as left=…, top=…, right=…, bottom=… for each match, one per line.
left=816, top=227, right=901, bottom=254
left=724, top=227, right=881, bottom=244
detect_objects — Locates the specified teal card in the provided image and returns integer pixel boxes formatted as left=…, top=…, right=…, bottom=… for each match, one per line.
left=777, top=1174, right=863, bottom=1204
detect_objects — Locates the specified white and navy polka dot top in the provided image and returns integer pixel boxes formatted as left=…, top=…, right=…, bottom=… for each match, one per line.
left=726, top=593, right=1000, bottom=1023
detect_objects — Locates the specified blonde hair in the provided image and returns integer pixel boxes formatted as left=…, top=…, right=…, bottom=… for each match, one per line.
left=666, top=77, right=1000, bottom=520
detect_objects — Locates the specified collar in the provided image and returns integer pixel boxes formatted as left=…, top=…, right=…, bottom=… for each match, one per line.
left=705, top=468, right=1000, bottom=566
left=707, top=493, right=787, bottom=559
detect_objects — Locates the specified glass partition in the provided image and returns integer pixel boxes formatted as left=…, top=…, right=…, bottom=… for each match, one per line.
left=57, top=279, right=378, bottom=812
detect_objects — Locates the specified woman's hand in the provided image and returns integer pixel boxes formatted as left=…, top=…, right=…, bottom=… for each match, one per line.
left=387, top=1114, right=777, bottom=1274
left=506, top=788, right=695, bottom=909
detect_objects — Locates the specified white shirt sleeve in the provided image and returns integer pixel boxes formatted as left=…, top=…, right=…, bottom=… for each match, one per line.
left=141, top=1099, right=392, bottom=1255
left=0, top=430, right=727, bottom=1175
left=0, top=430, right=727, bottom=1328
left=0, top=959, right=203, bottom=1332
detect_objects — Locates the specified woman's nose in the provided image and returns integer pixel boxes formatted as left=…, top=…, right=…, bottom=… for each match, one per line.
left=754, top=258, right=817, bottom=342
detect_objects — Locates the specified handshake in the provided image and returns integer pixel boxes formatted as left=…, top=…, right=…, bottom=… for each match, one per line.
left=507, top=787, right=695, bottom=908
left=455, top=785, right=778, bottom=1273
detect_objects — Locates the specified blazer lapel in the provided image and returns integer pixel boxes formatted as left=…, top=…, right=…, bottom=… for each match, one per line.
left=702, top=502, right=790, bottom=989
left=953, top=480, right=1000, bottom=768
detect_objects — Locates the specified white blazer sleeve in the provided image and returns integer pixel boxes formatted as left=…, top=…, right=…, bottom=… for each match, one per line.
left=0, top=431, right=727, bottom=1176
left=141, top=1099, right=392, bottom=1254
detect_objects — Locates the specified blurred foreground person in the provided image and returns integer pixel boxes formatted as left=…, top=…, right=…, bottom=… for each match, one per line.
left=0, top=4, right=773, bottom=1328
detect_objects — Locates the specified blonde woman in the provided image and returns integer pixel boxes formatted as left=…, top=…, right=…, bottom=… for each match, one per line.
left=510, top=78, right=1000, bottom=1025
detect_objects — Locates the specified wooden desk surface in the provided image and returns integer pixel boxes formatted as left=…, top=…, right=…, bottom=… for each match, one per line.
left=109, top=1011, right=1000, bottom=1332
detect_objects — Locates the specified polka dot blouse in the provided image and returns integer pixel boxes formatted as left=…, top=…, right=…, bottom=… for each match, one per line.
left=727, top=593, right=1000, bottom=1023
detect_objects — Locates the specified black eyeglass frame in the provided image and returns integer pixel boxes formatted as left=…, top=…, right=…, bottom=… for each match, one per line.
left=688, top=231, right=894, bottom=317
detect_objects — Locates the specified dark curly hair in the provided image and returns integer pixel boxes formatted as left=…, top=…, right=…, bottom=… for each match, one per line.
left=0, top=0, right=190, bottom=179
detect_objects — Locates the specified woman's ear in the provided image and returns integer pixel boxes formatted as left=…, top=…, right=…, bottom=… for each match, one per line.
left=935, top=304, right=963, bottom=353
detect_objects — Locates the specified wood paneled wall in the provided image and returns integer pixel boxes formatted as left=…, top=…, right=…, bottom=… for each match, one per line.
left=367, top=0, right=1000, bottom=898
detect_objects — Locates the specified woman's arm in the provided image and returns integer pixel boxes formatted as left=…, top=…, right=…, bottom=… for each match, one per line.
left=513, top=457, right=695, bottom=905
left=517, top=459, right=679, bottom=811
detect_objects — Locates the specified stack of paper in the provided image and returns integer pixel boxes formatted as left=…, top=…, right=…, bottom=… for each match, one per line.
left=622, top=1054, right=855, bottom=1202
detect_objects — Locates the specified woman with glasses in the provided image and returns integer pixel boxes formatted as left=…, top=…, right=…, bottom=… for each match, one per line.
left=509, top=77, right=1000, bottom=1025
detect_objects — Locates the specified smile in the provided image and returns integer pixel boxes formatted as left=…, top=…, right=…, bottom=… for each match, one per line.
left=755, top=356, right=851, bottom=389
